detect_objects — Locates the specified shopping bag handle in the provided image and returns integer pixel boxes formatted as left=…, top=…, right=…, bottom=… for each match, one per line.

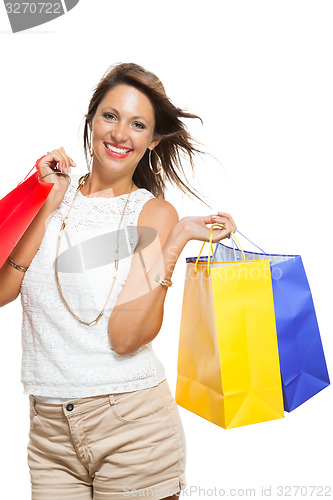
left=214, top=229, right=268, bottom=262
left=224, top=230, right=242, bottom=261
left=194, top=224, right=246, bottom=274
left=233, top=229, right=267, bottom=254
left=16, top=155, right=58, bottom=186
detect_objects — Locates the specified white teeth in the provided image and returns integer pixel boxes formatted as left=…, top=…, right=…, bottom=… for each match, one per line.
left=105, top=143, right=131, bottom=154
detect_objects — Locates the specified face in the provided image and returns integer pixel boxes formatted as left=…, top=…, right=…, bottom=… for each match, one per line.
left=89, top=84, right=161, bottom=175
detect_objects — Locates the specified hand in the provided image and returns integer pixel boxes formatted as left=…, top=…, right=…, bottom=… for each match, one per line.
left=180, top=212, right=237, bottom=243
left=37, top=147, right=77, bottom=210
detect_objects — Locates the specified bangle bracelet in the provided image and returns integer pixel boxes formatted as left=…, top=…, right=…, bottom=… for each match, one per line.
left=154, top=275, right=173, bottom=287
left=38, top=171, right=71, bottom=185
left=145, top=267, right=173, bottom=287
left=6, top=256, right=29, bottom=273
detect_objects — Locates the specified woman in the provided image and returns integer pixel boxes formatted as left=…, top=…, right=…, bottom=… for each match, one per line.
left=0, top=62, right=236, bottom=500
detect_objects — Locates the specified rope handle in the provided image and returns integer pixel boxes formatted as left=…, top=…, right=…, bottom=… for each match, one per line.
left=194, top=224, right=246, bottom=274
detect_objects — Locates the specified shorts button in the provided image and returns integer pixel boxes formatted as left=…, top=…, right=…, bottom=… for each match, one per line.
left=66, top=404, right=74, bottom=411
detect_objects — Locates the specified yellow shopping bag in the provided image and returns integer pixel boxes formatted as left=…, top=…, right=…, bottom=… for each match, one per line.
left=175, top=225, right=284, bottom=429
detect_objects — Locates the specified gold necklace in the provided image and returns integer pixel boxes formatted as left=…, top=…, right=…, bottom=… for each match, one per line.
left=55, top=173, right=134, bottom=327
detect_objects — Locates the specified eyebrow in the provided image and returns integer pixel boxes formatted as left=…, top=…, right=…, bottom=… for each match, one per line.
left=102, top=106, right=151, bottom=126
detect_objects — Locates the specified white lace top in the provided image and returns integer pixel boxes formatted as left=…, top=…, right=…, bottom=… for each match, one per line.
left=20, top=172, right=166, bottom=403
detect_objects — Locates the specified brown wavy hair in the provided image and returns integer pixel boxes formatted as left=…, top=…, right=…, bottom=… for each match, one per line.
left=83, top=62, right=213, bottom=208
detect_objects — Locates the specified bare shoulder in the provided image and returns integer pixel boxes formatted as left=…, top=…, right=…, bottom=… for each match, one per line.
left=137, top=198, right=180, bottom=248
left=138, top=197, right=179, bottom=227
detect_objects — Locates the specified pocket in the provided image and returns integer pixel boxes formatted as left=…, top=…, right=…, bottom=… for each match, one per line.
left=110, top=382, right=169, bottom=424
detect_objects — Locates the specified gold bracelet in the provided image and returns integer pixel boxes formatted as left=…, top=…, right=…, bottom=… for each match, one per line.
left=6, top=256, right=29, bottom=273
left=145, top=267, right=173, bottom=287
left=154, top=275, right=173, bottom=287
left=38, top=171, right=71, bottom=184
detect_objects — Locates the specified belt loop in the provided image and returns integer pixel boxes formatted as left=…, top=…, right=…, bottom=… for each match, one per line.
left=108, top=394, right=116, bottom=406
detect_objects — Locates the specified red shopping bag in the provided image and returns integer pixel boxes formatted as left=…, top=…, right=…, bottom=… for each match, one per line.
left=0, top=158, right=55, bottom=268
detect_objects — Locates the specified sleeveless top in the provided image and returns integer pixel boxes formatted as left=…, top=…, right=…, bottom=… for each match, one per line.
left=20, top=172, right=166, bottom=403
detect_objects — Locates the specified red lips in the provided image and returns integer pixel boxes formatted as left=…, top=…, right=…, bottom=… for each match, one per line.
left=103, top=143, right=133, bottom=159
left=104, top=142, right=132, bottom=151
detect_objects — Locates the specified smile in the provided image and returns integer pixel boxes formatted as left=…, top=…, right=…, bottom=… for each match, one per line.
left=104, top=142, right=133, bottom=155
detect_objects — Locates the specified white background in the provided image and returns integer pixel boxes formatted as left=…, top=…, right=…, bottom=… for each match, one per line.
left=0, top=1, right=332, bottom=498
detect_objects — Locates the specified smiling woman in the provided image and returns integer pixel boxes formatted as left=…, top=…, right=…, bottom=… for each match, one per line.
left=82, top=83, right=162, bottom=194
left=0, top=62, right=237, bottom=500
left=82, top=62, right=214, bottom=202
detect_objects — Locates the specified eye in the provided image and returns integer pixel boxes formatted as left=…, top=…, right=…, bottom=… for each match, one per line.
left=103, top=113, right=116, bottom=120
left=133, top=122, right=145, bottom=130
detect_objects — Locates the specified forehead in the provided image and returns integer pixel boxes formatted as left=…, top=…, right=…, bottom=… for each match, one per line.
left=98, top=84, right=155, bottom=119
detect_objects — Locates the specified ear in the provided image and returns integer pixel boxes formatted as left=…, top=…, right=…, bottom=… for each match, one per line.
left=148, top=134, right=162, bottom=150
left=88, top=121, right=92, bottom=132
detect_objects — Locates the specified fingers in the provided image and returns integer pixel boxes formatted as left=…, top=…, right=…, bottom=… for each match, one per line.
left=211, top=220, right=233, bottom=242
left=210, top=212, right=237, bottom=234
left=53, top=147, right=75, bottom=172
left=217, top=211, right=237, bottom=231
left=42, top=147, right=77, bottom=174
left=203, top=211, right=237, bottom=242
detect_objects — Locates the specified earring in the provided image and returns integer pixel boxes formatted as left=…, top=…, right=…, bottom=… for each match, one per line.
left=148, top=148, right=162, bottom=175
left=88, top=129, right=94, bottom=158
left=88, top=129, right=94, bottom=173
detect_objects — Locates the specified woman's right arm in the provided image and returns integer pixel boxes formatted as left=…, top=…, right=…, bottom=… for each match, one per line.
left=0, top=147, right=76, bottom=307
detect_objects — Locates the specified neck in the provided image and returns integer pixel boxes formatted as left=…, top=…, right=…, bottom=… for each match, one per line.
left=81, top=172, right=135, bottom=199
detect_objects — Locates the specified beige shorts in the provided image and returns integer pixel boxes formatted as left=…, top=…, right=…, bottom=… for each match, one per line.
left=28, top=379, right=187, bottom=499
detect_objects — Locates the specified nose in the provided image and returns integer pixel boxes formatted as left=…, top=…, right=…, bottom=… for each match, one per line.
left=111, top=121, right=130, bottom=145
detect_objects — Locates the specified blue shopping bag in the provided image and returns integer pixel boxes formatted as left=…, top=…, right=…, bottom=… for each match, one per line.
left=214, top=231, right=330, bottom=412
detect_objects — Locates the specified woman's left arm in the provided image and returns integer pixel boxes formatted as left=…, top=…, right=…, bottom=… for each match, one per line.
left=108, top=200, right=236, bottom=355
